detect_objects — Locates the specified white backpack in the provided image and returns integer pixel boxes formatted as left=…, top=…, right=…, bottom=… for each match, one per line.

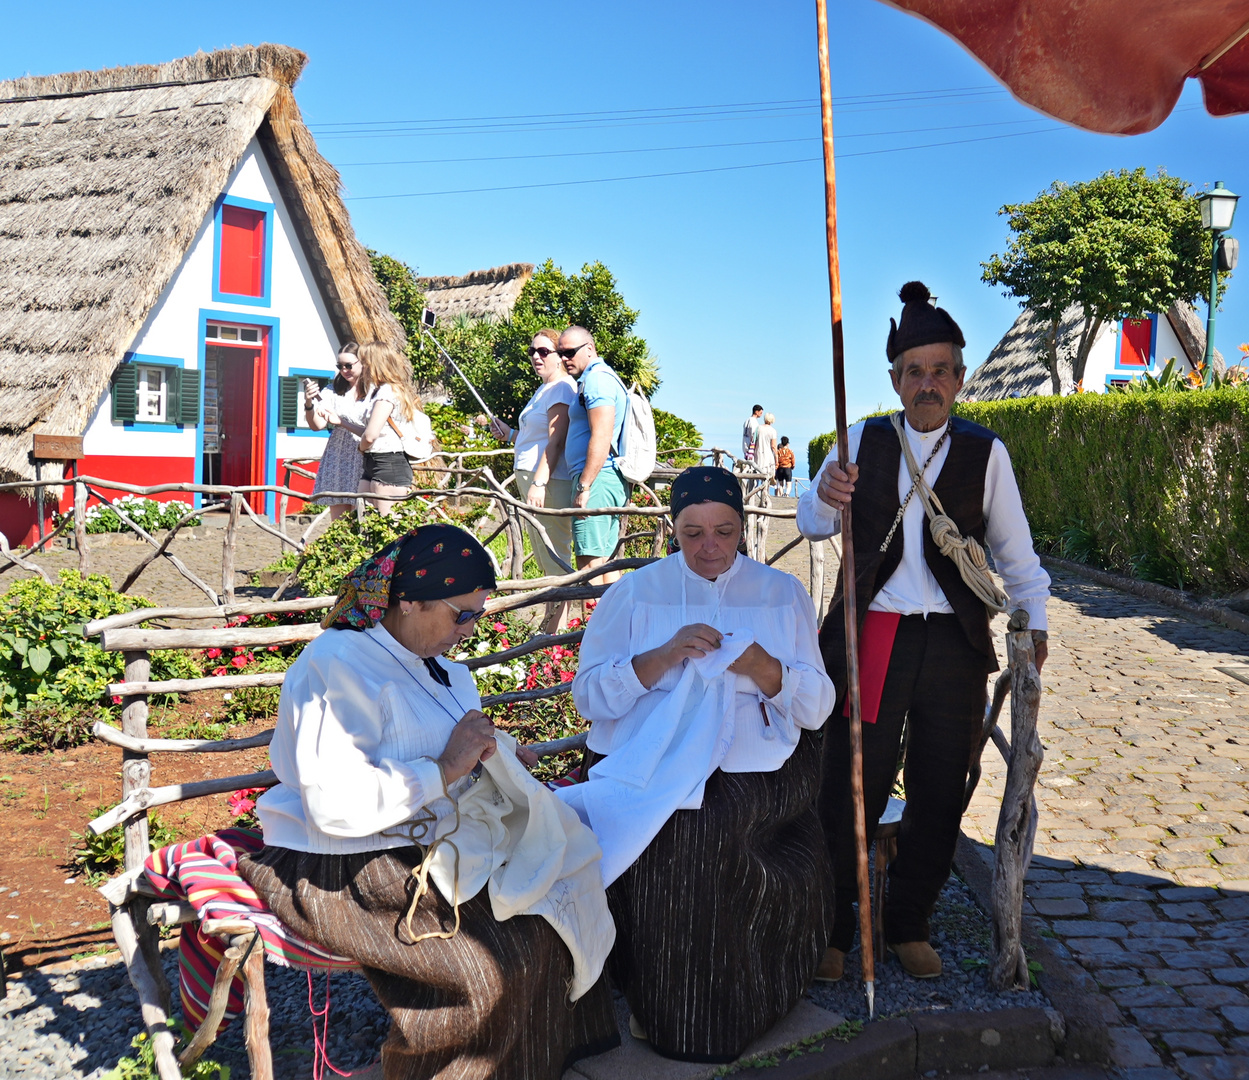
left=606, top=371, right=657, bottom=484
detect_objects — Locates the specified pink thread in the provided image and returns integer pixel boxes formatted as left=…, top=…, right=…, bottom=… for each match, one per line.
left=307, top=970, right=362, bottom=1079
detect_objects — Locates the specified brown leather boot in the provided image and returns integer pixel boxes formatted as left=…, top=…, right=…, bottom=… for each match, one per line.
left=814, top=947, right=846, bottom=983
left=889, top=940, right=942, bottom=978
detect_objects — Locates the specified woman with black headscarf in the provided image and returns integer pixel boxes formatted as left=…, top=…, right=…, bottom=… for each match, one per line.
left=239, top=524, right=618, bottom=1080
left=561, top=468, right=835, bottom=1063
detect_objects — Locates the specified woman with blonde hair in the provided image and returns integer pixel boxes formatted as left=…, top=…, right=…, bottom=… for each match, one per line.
left=355, top=341, right=433, bottom=515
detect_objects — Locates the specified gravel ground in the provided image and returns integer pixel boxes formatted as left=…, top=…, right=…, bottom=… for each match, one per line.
left=1, top=948, right=388, bottom=1079
left=806, top=870, right=1050, bottom=1022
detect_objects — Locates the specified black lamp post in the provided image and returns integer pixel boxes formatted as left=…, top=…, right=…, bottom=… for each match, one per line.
left=1196, top=181, right=1240, bottom=382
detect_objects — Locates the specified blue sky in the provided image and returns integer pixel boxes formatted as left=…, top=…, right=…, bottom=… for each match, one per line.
left=4, top=1, right=1247, bottom=475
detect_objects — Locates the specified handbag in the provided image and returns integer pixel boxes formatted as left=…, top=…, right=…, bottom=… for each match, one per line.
left=387, top=413, right=433, bottom=464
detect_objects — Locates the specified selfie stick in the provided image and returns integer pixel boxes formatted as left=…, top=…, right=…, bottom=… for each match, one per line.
left=817, top=0, right=875, bottom=1020
left=418, top=309, right=501, bottom=430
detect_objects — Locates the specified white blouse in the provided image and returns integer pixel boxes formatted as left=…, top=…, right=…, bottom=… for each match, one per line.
left=256, top=622, right=477, bottom=854
left=514, top=377, right=577, bottom=477
left=573, top=552, right=834, bottom=774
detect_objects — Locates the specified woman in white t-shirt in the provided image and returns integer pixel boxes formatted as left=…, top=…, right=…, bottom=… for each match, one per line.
left=355, top=342, right=432, bottom=516
left=492, top=329, right=578, bottom=586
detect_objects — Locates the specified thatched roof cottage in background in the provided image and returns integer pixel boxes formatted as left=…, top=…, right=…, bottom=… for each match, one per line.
left=416, top=264, right=534, bottom=324
left=961, top=301, right=1221, bottom=402
left=0, top=44, right=404, bottom=546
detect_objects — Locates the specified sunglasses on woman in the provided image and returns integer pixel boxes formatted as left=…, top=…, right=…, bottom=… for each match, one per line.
left=528, top=346, right=555, bottom=358
left=441, top=599, right=487, bottom=625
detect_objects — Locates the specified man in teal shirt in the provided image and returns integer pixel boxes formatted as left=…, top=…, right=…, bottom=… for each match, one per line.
left=559, top=325, right=629, bottom=584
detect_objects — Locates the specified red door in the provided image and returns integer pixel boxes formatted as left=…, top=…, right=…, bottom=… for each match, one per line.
left=219, top=348, right=266, bottom=512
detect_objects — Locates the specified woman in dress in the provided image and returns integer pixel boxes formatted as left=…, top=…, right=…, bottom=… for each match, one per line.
left=492, top=329, right=577, bottom=629
left=562, top=467, right=835, bottom=1063
left=356, top=342, right=432, bottom=515
left=754, top=412, right=778, bottom=489
left=239, top=524, right=618, bottom=1080
left=303, top=342, right=368, bottom=520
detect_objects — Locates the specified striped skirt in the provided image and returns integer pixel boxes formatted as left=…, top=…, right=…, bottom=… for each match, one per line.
left=238, top=845, right=619, bottom=1080
left=595, top=729, right=833, bottom=1063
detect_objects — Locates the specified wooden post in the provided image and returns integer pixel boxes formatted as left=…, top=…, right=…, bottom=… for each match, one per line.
left=74, top=479, right=89, bottom=575
left=110, top=902, right=181, bottom=1080
left=507, top=505, right=526, bottom=579
left=990, top=610, right=1044, bottom=990
left=240, top=935, right=274, bottom=1080
left=120, top=650, right=152, bottom=872
left=757, top=488, right=772, bottom=563
left=222, top=493, right=241, bottom=604
left=277, top=465, right=291, bottom=553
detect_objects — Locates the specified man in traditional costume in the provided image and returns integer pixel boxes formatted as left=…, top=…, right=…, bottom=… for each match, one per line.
left=797, top=282, right=1050, bottom=981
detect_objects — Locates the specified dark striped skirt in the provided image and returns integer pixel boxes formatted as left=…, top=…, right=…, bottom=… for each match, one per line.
left=593, top=729, right=833, bottom=1063
left=238, top=844, right=619, bottom=1080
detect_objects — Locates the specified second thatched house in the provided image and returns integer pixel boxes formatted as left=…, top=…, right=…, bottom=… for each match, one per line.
left=0, top=44, right=403, bottom=545
left=961, top=301, right=1222, bottom=401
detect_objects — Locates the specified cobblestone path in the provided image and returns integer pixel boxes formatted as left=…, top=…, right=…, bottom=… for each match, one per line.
left=964, top=567, right=1249, bottom=1079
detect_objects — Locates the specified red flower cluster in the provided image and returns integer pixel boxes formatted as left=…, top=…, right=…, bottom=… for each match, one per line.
left=227, top=787, right=266, bottom=819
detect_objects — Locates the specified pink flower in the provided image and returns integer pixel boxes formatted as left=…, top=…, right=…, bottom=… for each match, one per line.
left=213, top=666, right=228, bottom=677
left=111, top=695, right=122, bottom=705
left=560, top=671, right=575, bottom=683
left=493, top=622, right=507, bottom=633
left=205, top=648, right=222, bottom=659
left=231, top=655, right=248, bottom=668
left=568, top=617, right=582, bottom=629
left=268, top=644, right=280, bottom=652
left=378, top=557, right=395, bottom=574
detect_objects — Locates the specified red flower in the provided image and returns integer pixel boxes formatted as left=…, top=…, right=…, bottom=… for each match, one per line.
left=230, top=655, right=248, bottom=668
left=378, top=557, right=395, bottom=575
left=268, top=644, right=280, bottom=652
left=205, top=648, right=222, bottom=659
left=568, top=617, right=582, bottom=628
left=500, top=638, right=510, bottom=648
left=560, top=671, right=575, bottom=683
left=213, top=666, right=228, bottom=677
left=111, top=695, right=122, bottom=705
left=493, top=622, right=507, bottom=633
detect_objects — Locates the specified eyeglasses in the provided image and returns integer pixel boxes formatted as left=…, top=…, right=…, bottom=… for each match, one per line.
left=336, top=360, right=359, bottom=370
left=557, top=342, right=590, bottom=361
left=441, top=598, right=487, bottom=626
left=529, top=346, right=555, bottom=359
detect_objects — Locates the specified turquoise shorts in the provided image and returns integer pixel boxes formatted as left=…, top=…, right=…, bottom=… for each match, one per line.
left=571, top=466, right=630, bottom=558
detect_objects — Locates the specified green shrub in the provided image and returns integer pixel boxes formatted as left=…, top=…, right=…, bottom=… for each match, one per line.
left=654, top=408, right=703, bottom=467
left=72, top=804, right=180, bottom=885
left=0, top=571, right=202, bottom=724
left=103, top=1022, right=230, bottom=1080
left=808, top=431, right=837, bottom=479
left=56, top=494, right=199, bottom=535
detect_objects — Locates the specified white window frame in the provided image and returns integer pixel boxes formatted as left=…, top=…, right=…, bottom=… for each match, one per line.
left=136, top=365, right=168, bottom=423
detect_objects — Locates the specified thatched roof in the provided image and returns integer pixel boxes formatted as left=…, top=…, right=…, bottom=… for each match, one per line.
left=0, top=44, right=404, bottom=485
left=417, top=263, right=534, bottom=324
left=960, top=300, right=1222, bottom=401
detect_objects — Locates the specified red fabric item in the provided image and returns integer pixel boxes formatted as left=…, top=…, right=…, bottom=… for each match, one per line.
left=842, top=610, right=902, bottom=725
left=879, top=0, right=1249, bottom=134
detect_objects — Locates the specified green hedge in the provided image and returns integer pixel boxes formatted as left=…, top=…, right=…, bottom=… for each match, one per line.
left=807, top=390, right=1249, bottom=594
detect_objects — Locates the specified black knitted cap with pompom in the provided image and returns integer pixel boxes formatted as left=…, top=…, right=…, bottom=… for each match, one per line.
left=886, top=280, right=966, bottom=362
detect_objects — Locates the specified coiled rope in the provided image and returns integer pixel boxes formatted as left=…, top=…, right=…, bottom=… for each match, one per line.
left=890, top=413, right=1008, bottom=615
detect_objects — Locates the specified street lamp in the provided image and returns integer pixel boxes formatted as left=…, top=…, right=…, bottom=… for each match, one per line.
left=1196, top=181, right=1240, bottom=380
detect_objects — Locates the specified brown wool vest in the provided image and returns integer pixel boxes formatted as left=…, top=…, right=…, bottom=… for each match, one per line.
left=819, top=413, right=1001, bottom=685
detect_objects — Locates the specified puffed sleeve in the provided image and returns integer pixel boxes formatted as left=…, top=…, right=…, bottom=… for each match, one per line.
left=285, top=648, right=448, bottom=838
left=760, top=576, right=835, bottom=732
left=571, top=572, right=651, bottom=728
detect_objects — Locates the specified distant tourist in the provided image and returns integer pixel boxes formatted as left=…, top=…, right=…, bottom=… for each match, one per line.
left=492, top=328, right=578, bottom=631
left=754, top=412, right=778, bottom=486
left=559, top=326, right=630, bottom=585
left=303, top=342, right=367, bottom=520
left=775, top=436, right=795, bottom=496
left=356, top=342, right=432, bottom=516
left=797, top=280, right=1050, bottom=983
left=741, top=404, right=763, bottom=467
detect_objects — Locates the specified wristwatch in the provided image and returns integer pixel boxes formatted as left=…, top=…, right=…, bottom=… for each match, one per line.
left=530, top=481, right=547, bottom=489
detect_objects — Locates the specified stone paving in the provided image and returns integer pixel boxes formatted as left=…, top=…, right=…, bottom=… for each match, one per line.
left=962, top=566, right=1249, bottom=1079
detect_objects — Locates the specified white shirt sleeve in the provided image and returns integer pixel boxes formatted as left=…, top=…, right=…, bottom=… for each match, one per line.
left=983, top=439, right=1050, bottom=631
left=796, top=422, right=864, bottom=540
left=571, top=574, right=651, bottom=735
left=759, top=578, right=835, bottom=731
left=288, top=650, right=447, bottom=839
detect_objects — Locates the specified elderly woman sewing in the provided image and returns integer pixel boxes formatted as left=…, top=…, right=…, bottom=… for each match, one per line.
left=239, top=524, right=618, bottom=1080
left=559, top=467, right=836, bottom=1063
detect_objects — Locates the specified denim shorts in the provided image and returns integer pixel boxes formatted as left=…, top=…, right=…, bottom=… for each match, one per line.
left=362, top=452, right=413, bottom=486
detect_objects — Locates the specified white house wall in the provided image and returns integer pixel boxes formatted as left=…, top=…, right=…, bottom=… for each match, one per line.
left=1076, top=315, right=1197, bottom=391
left=81, top=138, right=341, bottom=465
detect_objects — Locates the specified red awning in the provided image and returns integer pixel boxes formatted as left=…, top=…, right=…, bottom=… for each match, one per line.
left=880, top=0, right=1249, bottom=134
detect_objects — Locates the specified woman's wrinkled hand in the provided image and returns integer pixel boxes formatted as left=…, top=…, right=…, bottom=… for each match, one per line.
left=515, top=744, right=540, bottom=770
left=727, top=641, right=783, bottom=697
left=666, top=623, right=723, bottom=664
left=438, top=710, right=497, bottom=783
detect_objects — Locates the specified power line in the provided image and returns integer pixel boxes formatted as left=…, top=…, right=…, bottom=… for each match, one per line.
left=335, top=118, right=1050, bottom=169
left=344, top=124, right=1068, bottom=202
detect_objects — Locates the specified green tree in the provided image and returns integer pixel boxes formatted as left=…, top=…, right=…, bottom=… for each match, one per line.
left=981, top=168, right=1219, bottom=395
left=368, top=251, right=445, bottom=388
left=470, top=259, right=660, bottom=422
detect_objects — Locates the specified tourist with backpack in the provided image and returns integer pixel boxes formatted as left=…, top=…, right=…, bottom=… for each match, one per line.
left=559, top=326, right=636, bottom=585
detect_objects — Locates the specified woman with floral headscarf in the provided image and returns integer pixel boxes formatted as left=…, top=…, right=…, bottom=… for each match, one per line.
left=560, top=467, right=835, bottom=1063
left=239, top=524, right=618, bottom=1080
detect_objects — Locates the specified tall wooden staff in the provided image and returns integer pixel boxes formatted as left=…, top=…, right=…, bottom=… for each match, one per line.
left=815, top=0, right=875, bottom=1019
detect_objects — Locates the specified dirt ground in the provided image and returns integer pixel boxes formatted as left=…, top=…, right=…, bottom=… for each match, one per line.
left=0, top=501, right=833, bottom=972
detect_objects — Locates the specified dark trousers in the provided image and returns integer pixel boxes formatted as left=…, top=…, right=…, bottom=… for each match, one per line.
left=819, top=613, right=989, bottom=949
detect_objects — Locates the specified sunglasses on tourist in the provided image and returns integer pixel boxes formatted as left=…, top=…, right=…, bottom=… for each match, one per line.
left=441, top=599, right=487, bottom=625
left=336, top=360, right=359, bottom=370
left=557, top=342, right=590, bottom=361
left=529, top=346, right=555, bottom=358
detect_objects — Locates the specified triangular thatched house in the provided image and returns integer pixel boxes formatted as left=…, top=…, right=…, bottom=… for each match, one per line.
left=0, top=44, right=403, bottom=545
left=961, top=301, right=1221, bottom=401
left=416, top=264, right=534, bottom=324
